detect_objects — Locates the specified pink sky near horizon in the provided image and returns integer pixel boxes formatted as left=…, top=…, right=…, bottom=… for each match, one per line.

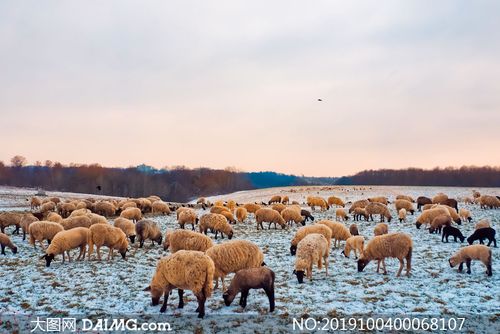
left=1, top=1, right=499, bottom=177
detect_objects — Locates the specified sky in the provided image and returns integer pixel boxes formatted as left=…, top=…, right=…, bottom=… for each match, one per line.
left=1, top=1, right=499, bottom=177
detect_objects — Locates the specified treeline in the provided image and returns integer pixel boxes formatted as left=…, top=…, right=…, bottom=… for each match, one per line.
left=336, top=166, right=500, bottom=187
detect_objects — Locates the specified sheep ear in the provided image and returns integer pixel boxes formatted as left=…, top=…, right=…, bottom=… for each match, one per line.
left=143, top=286, right=151, bottom=291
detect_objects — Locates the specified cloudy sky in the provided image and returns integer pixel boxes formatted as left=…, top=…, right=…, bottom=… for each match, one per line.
left=1, top=1, right=499, bottom=176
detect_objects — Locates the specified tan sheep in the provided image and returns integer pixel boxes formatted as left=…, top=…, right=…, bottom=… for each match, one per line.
left=0, top=232, right=18, bottom=255
left=394, top=199, right=415, bottom=215
left=58, top=202, right=76, bottom=218
left=306, top=196, right=329, bottom=211
left=87, top=213, right=108, bottom=226
left=214, top=200, right=224, bottom=207
left=88, top=224, right=129, bottom=261
left=178, top=209, right=198, bottom=230
left=136, top=219, right=163, bottom=248
left=121, top=201, right=138, bottom=210
left=348, top=199, right=369, bottom=214
left=432, top=193, right=449, bottom=204
left=475, top=219, right=491, bottom=230
left=39, top=201, right=56, bottom=215
left=163, top=229, right=213, bottom=253
left=113, top=217, right=136, bottom=243
left=145, top=250, right=215, bottom=318
left=327, top=196, right=345, bottom=208
left=293, top=233, right=329, bottom=283
left=206, top=240, right=264, bottom=290
left=281, top=196, right=289, bottom=204
left=227, top=200, right=237, bottom=213
left=335, top=208, right=349, bottom=221
left=220, top=211, right=236, bottom=224
left=69, top=208, right=91, bottom=217
left=429, top=214, right=452, bottom=234
left=235, top=207, right=248, bottom=223
left=396, top=195, right=415, bottom=203
left=46, top=212, right=63, bottom=223
left=176, top=207, right=191, bottom=219
left=449, top=244, right=492, bottom=276
left=317, top=220, right=351, bottom=248
left=210, top=206, right=231, bottom=215
left=368, top=196, right=389, bottom=205
left=29, top=221, right=64, bottom=249
left=431, top=204, right=462, bottom=224
left=271, top=203, right=286, bottom=213
left=342, top=236, right=364, bottom=259
left=20, top=213, right=39, bottom=241
left=268, top=195, right=282, bottom=205
left=358, top=232, right=413, bottom=277
left=398, top=209, right=407, bottom=223
left=352, top=207, right=368, bottom=221
left=349, top=224, right=359, bottom=236
left=479, top=195, right=500, bottom=209
left=459, top=208, right=472, bottom=222
left=415, top=207, right=450, bottom=229
left=29, top=197, right=42, bottom=210
left=280, top=208, right=305, bottom=227
left=120, top=207, right=142, bottom=222
left=94, top=201, right=116, bottom=217
left=365, top=202, right=392, bottom=222
left=373, top=223, right=389, bottom=236
left=61, top=216, right=92, bottom=230
left=41, top=227, right=90, bottom=267
left=152, top=201, right=171, bottom=215
left=290, top=224, right=332, bottom=255
left=255, top=208, right=286, bottom=230
left=243, top=203, right=261, bottom=214
left=0, top=212, right=22, bottom=234
left=199, top=213, right=234, bottom=239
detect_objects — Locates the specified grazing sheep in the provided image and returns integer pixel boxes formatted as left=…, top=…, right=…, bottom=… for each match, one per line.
left=271, top=203, right=286, bottom=213
left=449, top=245, right=492, bottom=276
left=352, top=207, right=368, bottom=221
left=175, top=207, right=191, bottom=219
left=475, top=219, right=491, bottom=230
left=120, top=207, right=142, bottom=222
left=88, top=224, right=129, bottom=261
left=365, top=202, right=392, bottom=222
left=327, top=196, right=345, bottom=208
left=416, top=196, right=432, bottom=211
left=281, top=208, right=305, bottom=226
left=69, top=208, right=91, bottom=217
left=220, top=211, right=237, bottom=224
left=374, top=223, right=389, bottom=236
left=197, top=197, right=207, bottom=205
left=432, top=205, right=462, bottom=224
left=46, top=212, right=63, bottom=223
left=58, top=202, right=76, bottom=218
left=87, top=213, right=108, bottom=226
left=41, top=227, right=90, bottom=267
left=479, top=195, right=500, bottom=209
left=472, top=190, right=481, bottom=199
left=290, top=224, right=332, bottom=256
left=432, top=193, right=449, bottom=204
left=223, top=267, right=275, bottom=312
left=29, top=221, right=64, bottom=250
left=306, top=196, right=329, bottom=211
left=294, top=233, right=329, bottom=283
left=113, top=217, right=136, bottom=243
left=136, top=219, right=163, bottom=248
left=415, top=207, right=450, bottom=229
left=145, top=250, right=215, bottom=318
left=300, top=209, right=314, bottom=222
left=199, top=213, right=234, bottom=239
left=317, top=220, right=351, bottom=248
left=396, top=195, right=415, bottom=203
left=335, top=208, right=349, bottom=221
left=348, top=199, right=369, bottom=214
left=206, top=240, right=264, bottom=290
left=243, top=203, right=261, bottom=214
left=442, top=225, right=465, bottom=243
left=255, top=208, right=286, bottom=230
left=235, top=207, right=248, bottom=223
left=178, top=209, right=198, bottom=230
left=281, top=196, right=289, bottom=205
left=429, top=215, right=452, bottom=234
left=467, top=228, right=497, bottom=247
left=0, top=232, right=17, bottom=255
left=20, top=213, right=39, bottom=241
left=210, top=206, right=231, bottom=215
left=349, top=224, right=359, bottom=236
left=152, top=201, right=172, bottom=215
left=61, top=216, right=92, bottom=230
left=444, top=198, right=459, bottom=212
left=268, top=195, right=282, bottom=205
left=0, top=212, right=22, bottom=234
left=163, top=229, right=213, bottom=253
left=368, top=196, right=389, bottom=205
left=398, top=209, right=407, bottom=223
left=94, top=201, right=116, bottom=217
left=394, top=199, right=415, bottom=215
left=358, top=232, right=413, bottom=277
left=342, top=236, right=364, bottom=259
left=459, top=208, right=472, bottom=223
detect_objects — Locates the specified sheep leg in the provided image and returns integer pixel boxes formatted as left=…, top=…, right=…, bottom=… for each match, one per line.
left=465, top=258, right=472, bottom=274
left=264, top=287, right=275, bottom=312
left=239, top=289, right=249, bottom=308
left=221, top=276, right=226, bottom=291
left=376, top=260, right=380, bottom=273
left=77, top=246, right=85, bottom=260
left=324, top=255, right=329, bottom=276
left=62, top=252, right=65, bottom=264
left=160, top=287, right=173, bottom=313
left=97, top=246, right=102, bottom=261
left=396, top=258, right=404, bottom=277
left=458, top=262, right=463, bottom=273
left=66, top=251, right=72, bottom=263
left=23, top=231, right=26, bottom=241
left=178, top=289, right=184, bottom=308
left=194, top=292, right=206, bottom=318
left=39, top=240, right=46, bottom=250
left=1, top=245, right=5, bottom=255
left=108, top=248, right=113, bottom=261
left=139, top=238, right=144, bottom=248
left=381, top=259, right=387, bottom=275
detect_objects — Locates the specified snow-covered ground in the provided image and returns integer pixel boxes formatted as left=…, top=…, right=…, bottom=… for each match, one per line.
left=1, top=186, right=499, bottom=333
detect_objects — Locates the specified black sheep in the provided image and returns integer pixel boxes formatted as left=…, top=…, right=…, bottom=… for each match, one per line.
left=442, top=225, right=465, bottom=243
left=300, top=209, right=314, bottom=222
left=467, top=227, right=497, bottom=247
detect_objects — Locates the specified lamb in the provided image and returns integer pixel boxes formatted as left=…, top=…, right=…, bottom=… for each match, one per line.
left=396, top=195, right=415, bottom=203
left=47, top=212, right=63, bottom=223
left=479, top=195, right=500, bottom=209
left=29, top=197, right=42, bottom=210
left=88, top=224, right=129, bottom=261
left=317, top=220, right=351, bottom=248
left=398, top=209, right=407, bottom=223
left=467, top=228, right=497, bottom=247
left=243, top=203, right=261, bottom=214
left=178, top=209, right=198, bottom=230
left=290, top=224, right=332, bottom=255
left=120, top=207, right=142, bottom=222
left=293, top=233, right=329, bottom=283
left=29, top=221, right=64, bottom=249
left=223, top=267, right=275, bottom=312
left=415, top=207, right=450, bottom=229
left=235, top=207, right=248, bottom=223
left=365, top=202, right=392, bottom=222
left=60, top=216, right=92, bottom=230
left=475, top=219, right=491, bottom=230
left=429, top=214, right=452, bottom=234
left=281, top=208, right=305, bottom=226
left=199, top=213, right=234, bottom=239
left=94, top=201, right=116, bottom=217
left=135, top=219, right=163, bottom=248
left=144, top=250, right=215, bottom=318
left=357, top=232, right=413, bottom=277
left=459, top=208, right=472, bottom=223
left=306, top=196, right=329, bottom=211
left=20, top=213, right=39, bottom=241
left=327, top=196, right=345, bottom=208
left=394, top=199, right=415, bottom=215
left=281, top=196, right=289, bottom=204
left=416, top=196, right=432, bottom=211
left=206, top=240, right=264, bottom=290
left=368, top=196, right=389, bottom=205
left=348, top=199, right=369, bottom=214
left=220, top=211, right=237, bottom=224
left=341, top=236, right=364, bottom=259
left=255, top=208, right=286, bottom=230
left=449, top=245, right=493, bottom=276
left=152, top=201, right=172, bottom=215
left=300, top=209, right=314, bottom=222
left=352, top=207, right=368, bottom=221
left=163, top=229, right=213, bottom=253
left=268, top=195, right=282, bottom=205
left=41, top=227, right=90, bottom=267
left=335, top=208, right=349, bottom=221
left=113, top=217, right=136, bottom=243
left=373, top=223, right=389, bottom=236
left=442, top=225, right=465, bottom=243
left=0, top=212, right=22, bottom=234
left=349, top=224, right=359, bottom=236
left=0, top=232, right=17, bottom=255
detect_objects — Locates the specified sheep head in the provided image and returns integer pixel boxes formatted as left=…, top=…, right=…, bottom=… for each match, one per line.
left=357, top=258, right=370, bottom=272
left=41, top=254, right=55, bottom=267
left=144, top=285, right=163, bottom=306
left=293, top=269, right=305, bottom=283
left=222, top=291, right=235, bottom=306
left=290, top=245, right=297, bottom=256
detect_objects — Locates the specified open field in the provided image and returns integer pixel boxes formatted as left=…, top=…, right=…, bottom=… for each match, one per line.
left=1, top=185, right=499, bottom=333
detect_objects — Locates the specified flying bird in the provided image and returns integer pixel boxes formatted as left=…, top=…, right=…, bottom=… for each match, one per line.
left=96, top=185, right=102, bottom=191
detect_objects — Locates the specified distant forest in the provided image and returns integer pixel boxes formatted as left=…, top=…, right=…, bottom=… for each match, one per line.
left=0, top=156, right=498, bottom=201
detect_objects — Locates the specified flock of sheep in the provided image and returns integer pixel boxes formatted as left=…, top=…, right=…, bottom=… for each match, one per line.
left=0, top=189, right=498, bottom=319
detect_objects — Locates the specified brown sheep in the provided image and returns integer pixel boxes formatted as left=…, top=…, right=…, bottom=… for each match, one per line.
left=255, top=208, right=286, bottom=230
left=136, top=219, right=163, bottom=248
